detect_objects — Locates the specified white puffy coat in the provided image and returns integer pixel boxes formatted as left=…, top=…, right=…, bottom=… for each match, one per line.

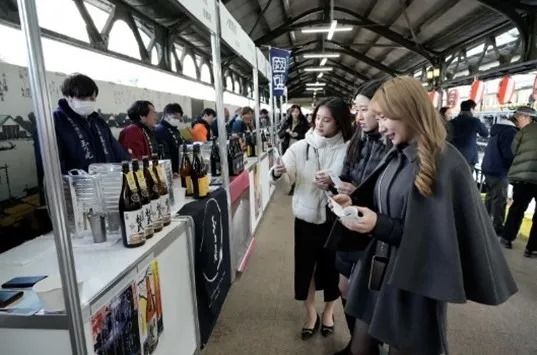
left=270, top=129, right=348, bottom=224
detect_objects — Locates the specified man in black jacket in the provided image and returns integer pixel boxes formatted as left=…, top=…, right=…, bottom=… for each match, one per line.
left=448, top=100, right=489, bottom=169
left=154, top=103, right=184, bottom=175
left=481, top=116, right=517, bottom=235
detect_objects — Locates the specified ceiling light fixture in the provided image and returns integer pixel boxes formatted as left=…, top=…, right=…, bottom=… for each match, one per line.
left=303, top=53, right=340, bottom=59
left=304, top=67, right=333, bottom=72
left=306, top=82, right=326, bottom=87
left=317, top=73, right=324, bottom=79
left=301, top=25, right=353, bottom=36
left=320, top=58, right=328, bottom=66
left=327, top=20, right=337, bottom=40
left=306, top=88, right=324, bottom=91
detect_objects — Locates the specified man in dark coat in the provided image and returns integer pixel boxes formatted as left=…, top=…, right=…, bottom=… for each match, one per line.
left=155, top=103, right=184, bottom=175
left=481, top=115, right=518, bottom=235
left=34, top=74, right=129, bottom=204
left=210, top=107, right=230, bottom=138
left=448, top=99, right=489, bottom=168
left=501, top=107, right=537, bottom=257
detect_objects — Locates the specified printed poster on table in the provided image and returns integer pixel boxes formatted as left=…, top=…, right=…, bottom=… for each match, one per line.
left=91, top=282, right=141, bottom=355
left=137, top=260, right=164, bottom=355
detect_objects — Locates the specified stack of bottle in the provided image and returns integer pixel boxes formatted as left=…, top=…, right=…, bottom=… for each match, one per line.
left=245, top=131, right=256, bottom=158
left=179, top=143, right=210, bottom=200
left=119, top=155, right=171, bottom=248
left=228, top=136, right=244, bottom=176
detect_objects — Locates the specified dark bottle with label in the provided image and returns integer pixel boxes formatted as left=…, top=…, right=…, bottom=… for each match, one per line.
left=152, top=155, right=171, bottom=226
left=132, top=160, right=154, bottom=239
left=119, top=162, right=145, bottom=248
left=210, top=138, right=221, bottom=177
left=192, top=144, right=209, bottom=199
left=180, top=144, right=193, bottom=196
left=143, top=156, right=163, bottom=233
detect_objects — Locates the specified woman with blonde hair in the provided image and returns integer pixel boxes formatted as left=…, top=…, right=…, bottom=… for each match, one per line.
left=332, top=76, right=517, bottom=355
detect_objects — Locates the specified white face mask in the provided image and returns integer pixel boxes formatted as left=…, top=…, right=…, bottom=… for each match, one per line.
left=166, top=115, right=180, bottom=127
left=68, top=98, right=96, bottom=117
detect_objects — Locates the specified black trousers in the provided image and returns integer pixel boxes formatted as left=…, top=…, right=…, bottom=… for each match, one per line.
left=294, top=218, right=340, bottom=302
left=484, top=175, right=508, bottom=235
left=503, top=183, right=537, bottom=251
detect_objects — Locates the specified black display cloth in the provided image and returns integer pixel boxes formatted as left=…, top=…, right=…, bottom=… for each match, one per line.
left=179, top=187, right=231, bottom=347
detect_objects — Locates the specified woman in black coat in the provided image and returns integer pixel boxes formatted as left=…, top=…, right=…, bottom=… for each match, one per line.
left=330, top=80, right=390, bottom=355
left=278, top=104, right=309, bottom=154
left=332, top=76, right=517, bottom=355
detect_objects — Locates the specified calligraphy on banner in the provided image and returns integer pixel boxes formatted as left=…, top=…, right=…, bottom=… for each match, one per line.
left=270, top=48, right=291, bottom=97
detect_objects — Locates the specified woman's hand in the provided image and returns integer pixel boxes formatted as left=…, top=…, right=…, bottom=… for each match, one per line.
left=340, top=207, right=377, bottom=234
left=330, top=194, right=351, bottom=208
left=273, top=159, right=287, bottom=177
left=336, top=181, right=357, bottom=195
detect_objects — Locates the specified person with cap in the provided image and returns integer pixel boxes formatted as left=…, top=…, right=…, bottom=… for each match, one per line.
left=154, top=103, right=184, bottom=175
left=447, top=99, right=489, bottom=169
left=501, top=106, right=537, bottom=258
left=481, top=113, right=518, bottom=236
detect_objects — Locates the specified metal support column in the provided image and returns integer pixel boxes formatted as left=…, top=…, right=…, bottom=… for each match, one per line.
left=268, top=51, right=276, bottom=148
left=211, top=1, right=233, bottom=281
left=16, top=0, right=86, bottom=353
left=253, top=60, right=262, bottom=157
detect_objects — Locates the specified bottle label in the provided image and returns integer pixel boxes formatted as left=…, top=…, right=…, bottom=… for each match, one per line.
left=151, top=199, right=163, bottom=229
left=142, top=204, right=154, bottom=236
left=185, top=176, right=193, bottom=195
left=149, top=169, right=158, bottom=184
left=135, top=170, right=148, bottom=190
left=123, top=209, right=145, bottom=245
left=157, top=166, right=166, bottom=185
left=197, top=176, right=210, bottom=197
left=160, top=194, right=171, bottom=223
left=125, top=172, right=138, bottom=192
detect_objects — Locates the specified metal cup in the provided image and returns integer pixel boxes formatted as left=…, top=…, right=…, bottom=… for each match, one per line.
left=87, top=209, right=107, bottom=243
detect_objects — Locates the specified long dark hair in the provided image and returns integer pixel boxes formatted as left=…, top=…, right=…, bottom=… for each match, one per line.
left=346, top=80, right=385, bottom=164
left=287, top=104, right=306, bottom=124
left=311, top=98, right=353, bottom=141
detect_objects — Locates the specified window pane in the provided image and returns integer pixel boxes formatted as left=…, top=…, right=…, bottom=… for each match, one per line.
left=84, top=1, right=110, bottom=32
left=108, top=20, right=141, bottom=60
left=200, top=64, right=211, bottom=83
left=151, top=47, right=159, bottom=66
left=36, top=0, right=89, bottom=43
left=182, top=55, right=197, bottom=79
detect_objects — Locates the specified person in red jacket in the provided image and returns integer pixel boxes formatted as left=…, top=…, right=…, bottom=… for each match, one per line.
left=119, top=100, right=159, bottom=160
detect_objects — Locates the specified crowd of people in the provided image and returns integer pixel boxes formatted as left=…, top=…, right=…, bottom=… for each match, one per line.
left=36, top=73, right=262, bottom=182
left=37, top=72, right=533, bottom=354
left=269, top=76, right=525, bottom=355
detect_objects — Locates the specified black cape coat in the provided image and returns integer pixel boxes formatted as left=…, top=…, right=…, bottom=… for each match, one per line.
left=344, top=143, right=517, bottom=353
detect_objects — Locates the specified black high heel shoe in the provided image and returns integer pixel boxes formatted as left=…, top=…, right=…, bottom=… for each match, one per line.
left=321, top=313, right=335, bottom=337
left=301, top=314, right=320, bottom=340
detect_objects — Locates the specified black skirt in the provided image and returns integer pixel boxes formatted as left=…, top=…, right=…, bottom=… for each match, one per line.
left=294, top=218, right=340, bottom=302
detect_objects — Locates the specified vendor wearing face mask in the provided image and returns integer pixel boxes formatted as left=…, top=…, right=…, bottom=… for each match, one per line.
left=155, top=103, right=184, bottom=175
left=35, top=73, right=129, bottom=184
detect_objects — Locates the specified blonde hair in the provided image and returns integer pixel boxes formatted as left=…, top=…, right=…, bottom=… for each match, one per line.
left=372, top=76, right=446, bottom=197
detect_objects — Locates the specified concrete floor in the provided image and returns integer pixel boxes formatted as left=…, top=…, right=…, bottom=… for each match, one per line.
left=204, top=192, right=537, bottom=355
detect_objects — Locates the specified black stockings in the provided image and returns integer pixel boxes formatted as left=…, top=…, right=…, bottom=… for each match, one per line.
left=350, top=319, right=412, bottom=355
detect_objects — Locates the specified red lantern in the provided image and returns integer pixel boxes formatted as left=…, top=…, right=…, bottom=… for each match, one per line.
left=447, top=89, right=459, bottom=108
left=469, top=80, right=485, bottom=104
left=497, top=75, right=515, bottom=105
left=532, top=75, right=537, bottom=101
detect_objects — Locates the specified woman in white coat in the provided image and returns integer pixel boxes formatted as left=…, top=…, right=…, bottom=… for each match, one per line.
left=270, top=98, right=353, bottom=340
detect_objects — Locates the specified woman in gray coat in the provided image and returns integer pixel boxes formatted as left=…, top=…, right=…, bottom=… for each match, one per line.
left=332, top=77, right=517, bottom=355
